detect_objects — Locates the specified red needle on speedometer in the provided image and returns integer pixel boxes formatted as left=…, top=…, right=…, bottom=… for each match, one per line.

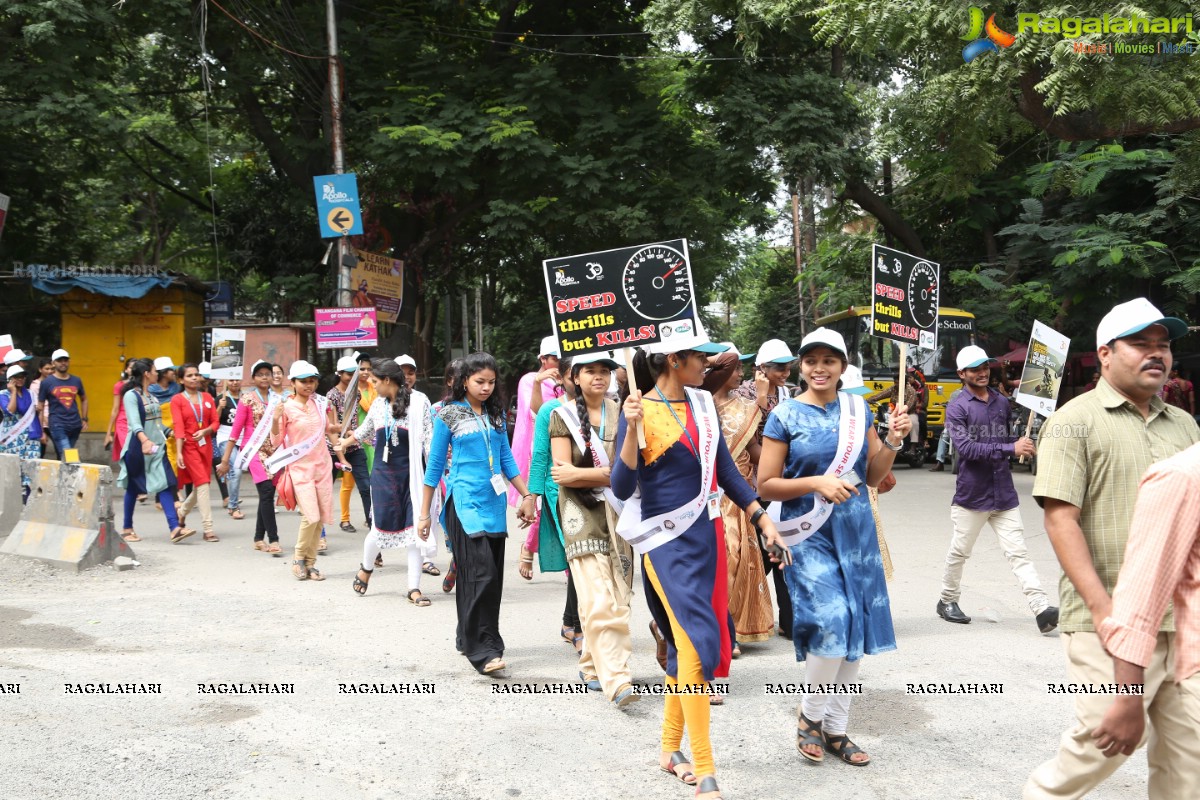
left=661, top=260, right=683, bottom=280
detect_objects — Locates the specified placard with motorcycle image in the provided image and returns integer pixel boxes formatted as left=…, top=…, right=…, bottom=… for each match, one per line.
left=870, top=244, right=940, bottom=351
left=1014, top=320, right=1070, bottom=418
left=543, top=238, right=699, bottom=358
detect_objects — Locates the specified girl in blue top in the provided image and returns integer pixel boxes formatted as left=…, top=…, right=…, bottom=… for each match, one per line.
left=757, top=328, right=909, bottom=767
left=418, top=353, right=536, bottom=677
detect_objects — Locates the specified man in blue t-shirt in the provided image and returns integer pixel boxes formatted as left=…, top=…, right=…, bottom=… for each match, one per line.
left=37, top=348, right=88, bottom=459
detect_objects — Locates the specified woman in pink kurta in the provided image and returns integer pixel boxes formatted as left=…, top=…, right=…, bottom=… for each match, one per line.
left=510, top=346, right=564, bottom=573
left=217, top=362, right=280, bottom=552
left=271, top=361, right=336, bottom=581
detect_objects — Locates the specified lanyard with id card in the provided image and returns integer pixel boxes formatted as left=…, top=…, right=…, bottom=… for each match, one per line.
left=472, top=407, right=507, bottom=495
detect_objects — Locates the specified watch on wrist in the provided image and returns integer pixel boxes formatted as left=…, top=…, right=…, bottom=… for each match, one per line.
left=749, top=507, right=767, bottom=528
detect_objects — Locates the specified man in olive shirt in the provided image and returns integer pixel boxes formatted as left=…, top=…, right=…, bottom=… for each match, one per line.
left=1025, top=298, right=1200, bottom=800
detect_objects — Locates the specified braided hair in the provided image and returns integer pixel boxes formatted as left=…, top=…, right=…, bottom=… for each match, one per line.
left=369, top=358, right=411, bottom=421
left=569, top=357, right=608, bottom=509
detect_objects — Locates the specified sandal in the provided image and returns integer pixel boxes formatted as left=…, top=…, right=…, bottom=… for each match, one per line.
left=442, top=559, right=457, bottom=593
left=709, top=690, right=725, bottom=706
left=352, top=566, right=372, bottom=596
left=253, top=541, right=267, bottom=552
left=796, top=713, right=825, bottom=763
left=695, top=775, right=724, bottom=799
left=121, top=529, right=142, bottom=543
left=203, top=532, right=220, bottom=542
left=339, top=521, right=356, bottom=533
left=560, top=625, right=575, bottom=645
left=823, top=731, right=870, bottom=766
left=169, top=527, right=196, bottom=544
left=306, top=566, right=325, bottom=582
left=374, top=553, right=384, bottom=568
left=422, top=561, right=441, bottom=576
left=572, top=633, right=584, bottom=654
left=660, top=750, right=697, bottom=785
left=732, top=641, right=742, bottom=659
left=481, top=657, right=507, bottom=677
left=291, top=560, right=309, bottom=581
left=517, top=545, right=534, bottom=580
left=318, top=538, right=328, bottom=553
left=229, top=508, right=244, bottom=520
left=267, top=542, right=282, bottom=555
left=407, top=589, right=431, bottom=607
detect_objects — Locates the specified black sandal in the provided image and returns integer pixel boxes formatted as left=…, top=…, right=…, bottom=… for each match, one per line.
left=823, top=731, right=870, bottom=766
left=695, top=775, right=723, bottom=798
left=407, top=589, right=431, bottom=607
left=374, top=553, right=384, bottom=568
left=422, top=561, right=440, bottom=576
left=352, top=566, right=372, bottom=596
left=660, top=750, right=696, bottom=785
left=796, top=713, right=825, bottom=763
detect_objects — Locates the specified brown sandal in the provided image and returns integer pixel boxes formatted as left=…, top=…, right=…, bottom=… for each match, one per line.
left=203, top=532, right=220, bottom=542
left=121, top=529, right=142, bottom=543
left=660, top=750, right=697, bottom=785
left=228, top=508, right=244, bottom=520
left=169, top=527, right=196, bottom=544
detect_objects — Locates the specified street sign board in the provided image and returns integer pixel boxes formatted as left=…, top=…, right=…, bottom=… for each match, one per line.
left=315, top=307, right=378, bottom=350
left=313, top=174, right=363, bottom=238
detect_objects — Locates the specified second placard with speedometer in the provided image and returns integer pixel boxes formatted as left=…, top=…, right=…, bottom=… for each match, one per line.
left=622, top=244, right=693, bottom=321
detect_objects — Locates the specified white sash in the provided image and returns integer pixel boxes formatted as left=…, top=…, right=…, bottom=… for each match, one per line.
left=552, top=401, right=623, bottom=513
left=0, top=391, right=37, bottom=446
left=236, top=392, right=281, bottom=470
left=773, top=392, right=867, bottom=547
left=615, top=387, right=718, bottom=555
left=265, top=396, right=329, bottom=475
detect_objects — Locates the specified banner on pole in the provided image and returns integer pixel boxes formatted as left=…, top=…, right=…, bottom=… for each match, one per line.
left=870, top=244, right=941, bottom=352
left=1014, top=320, right=1070, bottom=417
left=315, top=307, right=378, bottom=350
left=209, top=328, right=246, bottom=379
left=350, top=248, right=403, bottom=323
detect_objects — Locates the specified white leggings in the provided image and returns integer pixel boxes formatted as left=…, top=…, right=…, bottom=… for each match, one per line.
left=800, top=655, right=863, bottom=735
left=362, top=529, right=424, bottom=592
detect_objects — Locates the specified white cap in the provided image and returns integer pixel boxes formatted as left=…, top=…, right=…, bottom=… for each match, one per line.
left=6, top=364, right=26, bottom=380
left=797, top=327, right=848, bottom=359
left=1096, top=298, right=1188, bottom=349
left=336, top=355, right=358, bottom=372
left=153, top=356, right=175, bottom=372
left=643, top=318, right=729, bottom=355
left=840, top=364, right=870, bottom=395
left=288, top=360, right=321, bottom=380
left=51, top=348, right=70, bottom=361
left=250, top=359, right=269, bottom=374
left=570, top=352, right=620, bottom=370
left=394, top=354, right=417, bottom=369
left=755, top=339, right=794, bottom=365
left=3, top=349, right=31, bottom=365
left=956, top=345, right=993, bottom=370
left=198, top=361, right=212, bottom=378
left=539, top=336, right=560, bottom=358
left=607, top=350, right=626, bottom=368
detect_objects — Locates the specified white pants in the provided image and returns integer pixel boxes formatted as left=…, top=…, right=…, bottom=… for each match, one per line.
left=940, top=505, right=1049, bottom=614
left=362, top=529, right=423, bottom=592
left=800, top=655, right=862, bottom=735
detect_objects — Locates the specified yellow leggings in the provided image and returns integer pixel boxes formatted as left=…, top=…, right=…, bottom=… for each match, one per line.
left=644, top=556, right=714, bottom=778
left=340, top=471, right=355, bottom=523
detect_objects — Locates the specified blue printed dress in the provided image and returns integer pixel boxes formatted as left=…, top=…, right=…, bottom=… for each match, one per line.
left=764, top=396, right=895, bottom=663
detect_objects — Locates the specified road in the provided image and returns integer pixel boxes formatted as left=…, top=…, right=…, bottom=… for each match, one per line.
left=0, top=467, right=1149, bottom=799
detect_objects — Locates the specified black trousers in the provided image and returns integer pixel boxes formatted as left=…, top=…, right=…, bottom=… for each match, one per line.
left=762, top=546, right=793, bottom=637
left=255, top=480, right=278, bottom=543
left=444, top=497, right=505, bottom=671
left=563, top=571, right=581, bottom=629
left=337, top=446, right=372, bottom=524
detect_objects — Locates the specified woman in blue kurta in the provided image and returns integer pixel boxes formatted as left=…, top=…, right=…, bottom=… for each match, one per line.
left=612, top=332, right=785, bottom=800
left=116, top=358, right=186, bottom=542
left=758, top=327, right=910, bottom=767
left=417, top=353, right=537, bottom=677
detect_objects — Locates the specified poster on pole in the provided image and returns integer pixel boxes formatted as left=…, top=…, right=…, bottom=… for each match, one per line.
left=315, top=307, right=378, bottom=350
left=1014, top=320, right=1070, bottom=417
left=350, top=248, right=403, bottom=323
left=543, top=238, right=699, bottom=358
left=209, top=328, right=246, bottom=379
left=870, top=244, right=941, bottom=351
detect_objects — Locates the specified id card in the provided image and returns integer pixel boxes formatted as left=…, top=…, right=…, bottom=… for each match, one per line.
left=197, top=435, right=207, bottom=447
left=707, top=492, right=721, bottom=520
left=490, top=474, right=507, bottom=495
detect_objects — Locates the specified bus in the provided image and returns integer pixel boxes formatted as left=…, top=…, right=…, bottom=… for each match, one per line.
left=814, top=306, right=978, bottom=455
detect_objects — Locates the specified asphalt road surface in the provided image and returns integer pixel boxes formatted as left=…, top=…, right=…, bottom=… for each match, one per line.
left=0, top=468, right=1149, bottom=799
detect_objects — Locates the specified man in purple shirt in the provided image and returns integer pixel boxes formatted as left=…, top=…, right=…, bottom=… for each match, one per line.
left=937, top=345, right=1059, bottom=633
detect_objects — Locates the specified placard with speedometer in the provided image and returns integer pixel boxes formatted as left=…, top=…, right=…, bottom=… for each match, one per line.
left=870, top=243, right=941, bottom=351
left=543, top=238, right=700, bottom=358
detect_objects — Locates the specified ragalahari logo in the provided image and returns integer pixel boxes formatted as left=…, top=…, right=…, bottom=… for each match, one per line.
left=962, top=7, right=1016, bottom=61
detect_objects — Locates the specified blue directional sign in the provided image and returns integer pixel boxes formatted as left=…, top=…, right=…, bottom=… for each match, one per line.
left=313, top=173, right=364, bottom=238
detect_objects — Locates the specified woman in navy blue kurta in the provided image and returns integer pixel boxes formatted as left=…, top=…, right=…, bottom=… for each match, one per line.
left=613, top=340, right=784, bottom=800
left=758, top=328, right=910, bottom=767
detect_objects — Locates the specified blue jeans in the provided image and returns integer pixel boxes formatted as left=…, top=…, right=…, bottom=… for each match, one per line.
left=49, top=427, right=82, bottom=460
left=935, top=428, right=951, bottom=463
left=213, top=440, right=242, bottom=510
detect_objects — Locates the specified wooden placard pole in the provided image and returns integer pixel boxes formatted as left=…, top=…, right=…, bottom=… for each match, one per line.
left=622, top=346, right=647, bottom=448
left=1019, top=409, right=1036, bottom=464
left=896, top=342, right=908, bottom=415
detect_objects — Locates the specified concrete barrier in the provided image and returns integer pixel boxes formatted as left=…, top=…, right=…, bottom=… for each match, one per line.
left=0, top=459, right=134, bottom=571
left=0, top=454, right=23, bottom=540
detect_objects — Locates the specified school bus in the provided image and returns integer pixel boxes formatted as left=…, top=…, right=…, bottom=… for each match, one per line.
left=814, top=306, right=978, bottom=453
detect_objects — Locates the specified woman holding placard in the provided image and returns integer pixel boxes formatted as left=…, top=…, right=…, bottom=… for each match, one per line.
left=757, top=327, right=909, bottom=767
left=611, top=328, right=785, bottom=800
left=417, top=353, right=537, bottom=677
left=217, top=361, right=281, bottom=553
